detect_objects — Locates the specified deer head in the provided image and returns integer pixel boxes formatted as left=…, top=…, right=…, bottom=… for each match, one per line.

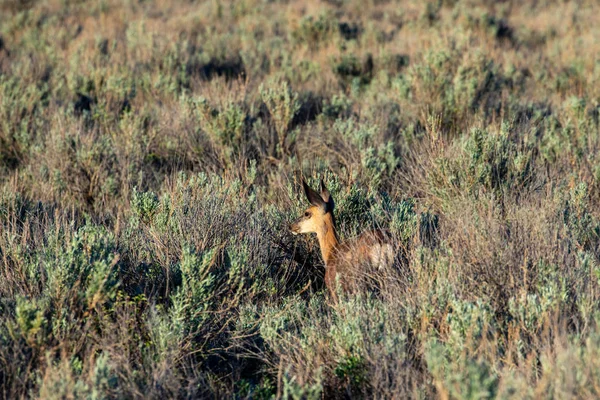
left=289, top=179, right=335, bottom=236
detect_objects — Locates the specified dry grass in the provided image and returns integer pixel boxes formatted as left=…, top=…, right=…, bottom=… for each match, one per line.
left=1, top=0, right=600, bottom=398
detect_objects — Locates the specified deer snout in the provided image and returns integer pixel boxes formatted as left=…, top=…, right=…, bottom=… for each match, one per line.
left=289, top=220, right=301, bottom=235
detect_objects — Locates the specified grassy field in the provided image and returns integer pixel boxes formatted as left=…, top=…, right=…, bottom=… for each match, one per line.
left=1, top=0, right=600, bottom=398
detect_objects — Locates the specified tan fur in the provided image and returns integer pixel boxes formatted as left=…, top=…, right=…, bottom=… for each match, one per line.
left=290, top=180, right=394, bottom=300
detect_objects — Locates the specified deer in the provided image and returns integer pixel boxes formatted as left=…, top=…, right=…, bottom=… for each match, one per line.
left=289, top=179, right=394, bottom=300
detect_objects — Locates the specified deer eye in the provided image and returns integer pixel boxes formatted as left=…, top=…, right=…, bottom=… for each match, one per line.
left=304, top=211, right=310, bottom=217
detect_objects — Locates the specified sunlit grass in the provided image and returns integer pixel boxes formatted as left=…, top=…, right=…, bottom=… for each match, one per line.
left=1, top=0, right=599, bottom=398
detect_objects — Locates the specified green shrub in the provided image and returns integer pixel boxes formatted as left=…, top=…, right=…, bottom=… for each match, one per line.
left=426, top=338, right=499, bottom=400
left=0, top=77, right=47, bottom=170
left=292, top=13, right=338, bottom=51
left=562, top=182, right=600, bottom=253
left=196, top=97, right=248, bottom=163
left=260, top=80, right=301, bottom=157
left=333, top=54, right=374, bottom=90
left=331, top=118, right=399, bottom=187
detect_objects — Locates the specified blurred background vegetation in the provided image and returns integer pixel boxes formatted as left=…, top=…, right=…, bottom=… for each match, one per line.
left=1, top=0, right=599, bottom=398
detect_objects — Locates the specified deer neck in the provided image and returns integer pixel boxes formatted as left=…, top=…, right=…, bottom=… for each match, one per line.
left=316, top=213, right=339, bottom=266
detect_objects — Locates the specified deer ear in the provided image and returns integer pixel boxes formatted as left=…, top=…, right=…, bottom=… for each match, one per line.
left=320, top=179, right=334, bottom=212
left=302, top=179, right=326, bottom=208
